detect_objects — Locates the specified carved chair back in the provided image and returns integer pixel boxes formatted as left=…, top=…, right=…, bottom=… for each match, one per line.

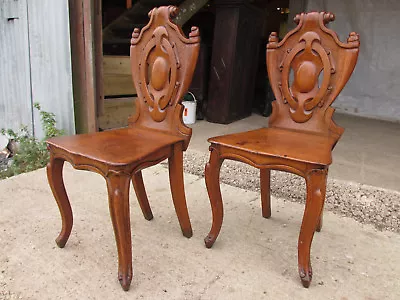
left=267, top=12, right=360, bottom=142
left=129, top=6, right=200, bottom=150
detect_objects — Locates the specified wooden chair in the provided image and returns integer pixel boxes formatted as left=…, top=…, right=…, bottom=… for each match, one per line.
left=46, top=6, right=200, bottom=291
left=204, top=12, right=359, bottom=287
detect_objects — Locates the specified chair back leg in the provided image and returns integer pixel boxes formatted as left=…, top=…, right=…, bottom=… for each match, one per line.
left=260, top=169, right=272, bottom=218
left=168, top=142, right=193, bottom=238
left=132, top=171, right=154, bottom=221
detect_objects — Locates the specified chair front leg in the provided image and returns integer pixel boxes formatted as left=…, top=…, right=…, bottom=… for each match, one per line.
left=132, top=171, right=153, bottom=221
left=106, top=172, right=133, bottom=291
left=260, top=169, right=271, bottom=218
left=204, top=146, right=224, bottom=248
left=298, top=168, right=327, bottom=288
left=168, top=142, right=193, bottom=238
left=47, top=156, right=73, bottom=248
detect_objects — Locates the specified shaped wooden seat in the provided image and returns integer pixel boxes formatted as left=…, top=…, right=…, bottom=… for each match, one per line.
left=46, top=6, right=200, bottom=291
left=209, top=127, right=337, bottom=165
left=48, top=127, right=183, bottom=166
left=204, top=12, right=359, bottom=288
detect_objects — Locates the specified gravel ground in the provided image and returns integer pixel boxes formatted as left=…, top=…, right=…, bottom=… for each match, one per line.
left=176, top=149, right=400, bottom=233
left=0, top=155, right=10, bottom=173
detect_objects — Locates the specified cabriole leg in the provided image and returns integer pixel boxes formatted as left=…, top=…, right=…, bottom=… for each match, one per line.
left=47, top=157, right=72, bottom=248
left=204, top=146, right=224, bottom=248
left=106, top=173, right=133, bottom=291
left=298, top=168, right=327, bottom=288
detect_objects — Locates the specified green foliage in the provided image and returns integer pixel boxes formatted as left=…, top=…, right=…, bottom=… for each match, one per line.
left=0, top=103, right=64, bottom=179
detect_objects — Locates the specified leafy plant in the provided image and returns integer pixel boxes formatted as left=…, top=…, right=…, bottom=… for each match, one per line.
left=0, top=103, right=64, bottom=179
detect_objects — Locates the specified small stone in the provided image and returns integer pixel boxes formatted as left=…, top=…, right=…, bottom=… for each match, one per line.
left=345, top=255, right=354, bottom=264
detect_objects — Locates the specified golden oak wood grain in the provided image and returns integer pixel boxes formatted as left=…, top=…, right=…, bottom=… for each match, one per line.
left=46, top=6, right=199, bottom=291
left=204, top=11, right=359, bottom=288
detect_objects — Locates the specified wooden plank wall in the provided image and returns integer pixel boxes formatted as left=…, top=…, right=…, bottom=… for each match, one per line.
left=27, top=0, right=75, bottom=137
left=0, top=0, right=74, bottom=138
left=0, top=0, right=33, bottom=134
left=103, top=56, right=136, bottom=97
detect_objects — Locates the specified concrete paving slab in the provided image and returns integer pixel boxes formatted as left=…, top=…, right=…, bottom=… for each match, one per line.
left=1, top=164, right=400, bottom=299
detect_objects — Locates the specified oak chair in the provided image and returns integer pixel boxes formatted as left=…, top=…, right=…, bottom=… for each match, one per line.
left=46, top=6, right=200, bottom=291
left=204, top=12, right=359, bottom=287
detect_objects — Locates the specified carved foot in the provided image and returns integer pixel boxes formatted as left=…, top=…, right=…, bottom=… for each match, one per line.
left=182, top=228, right=193, bottom=238
left=299, top=264, right=313, bottom=288
left=118, top=267, right=133, bottom=291
left=204, top=234, right=217, bottom=249
left=55, top=236, right=68, bottom=248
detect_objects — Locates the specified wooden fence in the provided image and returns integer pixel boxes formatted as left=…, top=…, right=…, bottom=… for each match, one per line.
left=0, top=0, right=75, bottom=139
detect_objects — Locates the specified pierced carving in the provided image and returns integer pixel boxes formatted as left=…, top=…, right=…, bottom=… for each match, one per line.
left=130, top=6, right=200, bottom=131
left=279, top=30, right=332, bottom=123
left=136, top=25, right=179, bottom=122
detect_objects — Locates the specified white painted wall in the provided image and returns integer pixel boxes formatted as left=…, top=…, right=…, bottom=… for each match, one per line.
left=289, top=0, right=400, bottom=122
left=0, top=0, right=74, bottom=139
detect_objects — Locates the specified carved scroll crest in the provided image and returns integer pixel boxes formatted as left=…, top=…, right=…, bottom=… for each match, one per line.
left=267, top=12, right=360, bottom=124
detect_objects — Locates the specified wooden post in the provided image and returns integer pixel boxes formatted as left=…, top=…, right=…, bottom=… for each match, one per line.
left=94, top=0, right=104, bottom=116
left=68, top=0, right=98, bottom=133
left=206, top=0, right=264, bottom=124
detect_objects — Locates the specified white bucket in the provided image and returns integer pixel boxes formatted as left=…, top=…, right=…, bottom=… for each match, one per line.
left=182, top=92, right=197, bottom=125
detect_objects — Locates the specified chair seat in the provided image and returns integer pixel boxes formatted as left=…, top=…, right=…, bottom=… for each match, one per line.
left=47, top=127, right=183, bottom=166
left=208, top=127, right=337, bottom=165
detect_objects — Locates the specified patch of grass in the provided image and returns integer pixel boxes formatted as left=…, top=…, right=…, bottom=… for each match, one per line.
left=0, top=103, right=64, bottom=179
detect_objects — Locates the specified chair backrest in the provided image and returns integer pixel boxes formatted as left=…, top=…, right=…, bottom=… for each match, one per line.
left=129, top=6, right=200, bottom=150
left=266, top=12, right=360, bottom=142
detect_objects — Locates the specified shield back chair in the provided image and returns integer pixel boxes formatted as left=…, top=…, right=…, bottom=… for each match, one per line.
left=204, top=12, right=359, bottom=287
left=46, top=6, right=200, bottom=291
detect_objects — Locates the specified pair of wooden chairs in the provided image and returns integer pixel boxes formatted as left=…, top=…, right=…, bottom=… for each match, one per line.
left=46, top=6, right=359, bottom=291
